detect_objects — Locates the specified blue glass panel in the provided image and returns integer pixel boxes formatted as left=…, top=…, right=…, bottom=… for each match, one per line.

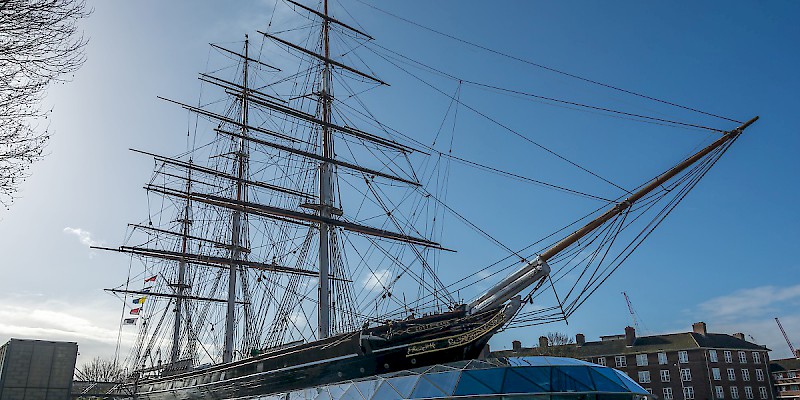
left=354, top=379, right=381, bottom=399
left=552, top=367, right=594, bottom=392
left=550, top=357, right=592, bottom=366
left=314, top=389, right=332, bottom=400
left=328, top=383, right=351, bottom=400
left=589, top=368, right=629, bottom=393
left=612, top=370, right=647, bottom=394
left=371, top=381, right=401, bottom=400
left=563, top=366, right=596, bottom=390
left=467, top=368, right=506, bottom=392
left=340, top=385, right=364, bottom=400
left=513, top=366, right=552, bottom=391
left=387, top=375, right=419, bottom=398
left=423, top=364, right=459, bottom=374
left=503, top=367, right=548, bottom=393
left=424, top=371, right=460, bottom=394
left=410, top=377, right=449, bottom=399
left=453, top=371, right=495, bottom=396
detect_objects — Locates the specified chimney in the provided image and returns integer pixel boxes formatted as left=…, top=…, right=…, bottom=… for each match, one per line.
left=512, top=340, right=522, bottom=352
left=693, top=322, right=707, bottom=336
left=576, top=333, right=586, bottom=346
left=733, top=333, right=745, bottom=340
left=625, top=326, right=636, bottom=346
left=539, top=336, right=549, bottom=348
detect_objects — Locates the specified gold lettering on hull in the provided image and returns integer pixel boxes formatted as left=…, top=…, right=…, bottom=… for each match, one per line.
left=405, top=310, right=506, bottom=357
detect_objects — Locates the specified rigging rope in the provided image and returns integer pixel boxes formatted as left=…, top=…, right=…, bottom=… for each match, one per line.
left=352, top=0, right=743, bottom=124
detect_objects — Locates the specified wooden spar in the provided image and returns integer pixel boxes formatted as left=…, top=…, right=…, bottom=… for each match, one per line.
left=229, top=90, right=423, bottom=154
left=144, top=184, right=450, bottom=251
left=209, top=44, right=281, bottom=71
left=213, top=128, right=421, bottom=186
left=284, top=0, right=374, bottom=40
left=93, top=245, right=352, bottom=282
left=468, top=116, right=758, bottom=313
left=131, top=148, right=315, bottom=200
left=128, top=223, right=251, bottom=253
left=258, top=31, right=388, bottom=86
left=104, top=288, right=250, bottom=305
left=157, top=96, right=304, bottom=144
left=200, top=73, right=286, bottom=104
left=539, top=116, right=759, bottom=262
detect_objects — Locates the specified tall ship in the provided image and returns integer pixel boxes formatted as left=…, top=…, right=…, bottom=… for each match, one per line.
left=97, top=2, right=757, bottom=399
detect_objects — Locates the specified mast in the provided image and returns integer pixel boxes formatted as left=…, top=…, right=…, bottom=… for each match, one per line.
left=469, top=116, right=759, bottom=313
left=171, top=163, right=191, bottom=363
left=317, top=0, right=334, bottom=340
left=223, top=35, right=249, bottom=363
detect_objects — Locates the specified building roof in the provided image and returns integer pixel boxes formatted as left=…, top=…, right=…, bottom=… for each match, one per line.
left=770, top=358, right=800, bottom=373
left=492, top=328, right=768, bottom=359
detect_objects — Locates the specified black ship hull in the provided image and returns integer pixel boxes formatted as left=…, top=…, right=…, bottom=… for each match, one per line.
left=132, top=305, right=512, bottom=400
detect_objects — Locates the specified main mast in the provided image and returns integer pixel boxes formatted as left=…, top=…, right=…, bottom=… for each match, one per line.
left=317, top=0, right=334, bottom=340
left=224, top=36, right=250, bottom=363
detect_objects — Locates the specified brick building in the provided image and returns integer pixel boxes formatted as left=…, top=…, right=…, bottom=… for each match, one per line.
left=770, top=352, right=800, bottom=400
left=493, top=322, right=774, bottom=400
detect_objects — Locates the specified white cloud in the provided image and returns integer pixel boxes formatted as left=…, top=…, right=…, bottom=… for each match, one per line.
left=63, top=226, right=103, bottom=247
left=695, top=284, right=800, bottom=359
left=698, top=284, right=800, bottom=320
left=362, top=269, right=391, bottom=292
left=0, top=299, right=135, bottom=368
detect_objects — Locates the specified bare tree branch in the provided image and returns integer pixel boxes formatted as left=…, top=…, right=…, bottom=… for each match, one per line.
left=74, top=356, right=124, bottom=382
left=0, top=0, right=90, bottom=208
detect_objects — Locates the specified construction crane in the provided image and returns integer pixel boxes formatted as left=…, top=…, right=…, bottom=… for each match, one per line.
left=775, top=317, right=796, bottom=354
left=622, top=292, right=640, bottom=331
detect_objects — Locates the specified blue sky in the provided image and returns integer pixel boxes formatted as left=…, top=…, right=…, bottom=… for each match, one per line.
left=0, top=1, right=798, bottom=367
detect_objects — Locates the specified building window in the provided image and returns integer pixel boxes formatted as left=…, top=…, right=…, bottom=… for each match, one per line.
left=788, top=371, right=796, bottom=378
left=731, top=387, right=739, bottom=399
left=684, top=386, right=695, bottom=400
left=679, top=351, right=689, bottom=363
left=661, top=369, right=671, bottom=382
left=615, top=355, right=626, bottom=368
left=710, top=349, right=719, bottom=362
left=742, top=369, right=750, bottom=381
left=728, top=368, right=736, bottom=381
left=758, top=387, right=768, bottom=399
left=752, top=352, right=760, bottom=364
left=755, top=369, right=764, bottom=381
left=681, top=368, right=692, bottom=382
left=745, top=387, right=753, bottom=399
left=775, top=373, right=783, bottom=379
left=716, top=386, right=725, bottom=399
left=597, top=357, right=606, bottom=366
left=637, top=354, right=649, bottom=366
left=713, top=368, right=721, bottom=380
left=646, top=388, right=653, bottom=395
left=739, top=351, right=748, bottom=363
left=725, top=351, right=733, bottom=363
left=664, top=387, right=674, bottom=400
left=639, top=371, right=651, bottom=384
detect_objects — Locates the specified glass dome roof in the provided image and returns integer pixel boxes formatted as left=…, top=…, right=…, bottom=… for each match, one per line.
left=254, top=357, right=653, bottom=400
